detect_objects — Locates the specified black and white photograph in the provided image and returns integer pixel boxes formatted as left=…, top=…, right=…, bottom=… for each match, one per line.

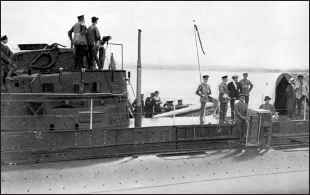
left=1, top=1, right=309, bottom=194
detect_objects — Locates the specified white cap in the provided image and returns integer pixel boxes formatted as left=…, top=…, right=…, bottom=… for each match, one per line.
left=289, top=77, right=295, bottom=83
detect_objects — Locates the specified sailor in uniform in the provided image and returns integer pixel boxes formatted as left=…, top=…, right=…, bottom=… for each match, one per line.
left=218, top=75, right=230, bottom=123
left=196, top=75, right=211, bottom=124
left=1, top=35, right=18, bottom=90
left=87, top=16, right=101, bottom=70
left=68, top=15, right=88, bottom=69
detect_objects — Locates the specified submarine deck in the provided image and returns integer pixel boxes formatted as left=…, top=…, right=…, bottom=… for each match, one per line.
left=1, top=147, right=308, bottom=194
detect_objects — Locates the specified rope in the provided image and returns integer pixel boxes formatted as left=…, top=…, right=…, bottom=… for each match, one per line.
left=29, top=49, right=58, bottom=70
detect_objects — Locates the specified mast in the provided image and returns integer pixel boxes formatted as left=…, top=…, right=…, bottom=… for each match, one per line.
left=135, top=29, right=142, bottom=127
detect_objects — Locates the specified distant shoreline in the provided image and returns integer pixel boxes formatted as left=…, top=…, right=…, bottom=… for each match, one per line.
left=125, top=64, right=309, bottom=73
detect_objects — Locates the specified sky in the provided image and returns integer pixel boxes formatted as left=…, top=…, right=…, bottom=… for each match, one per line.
left=1, top=1, right=309, bottom=70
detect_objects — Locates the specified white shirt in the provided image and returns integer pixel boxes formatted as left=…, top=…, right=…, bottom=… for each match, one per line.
left=234, top=81, right=237, bottom=90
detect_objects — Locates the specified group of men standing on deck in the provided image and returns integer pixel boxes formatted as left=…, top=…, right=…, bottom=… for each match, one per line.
left=68, top=14, right=108, bottom=70
left=196, top=73, right=276, bottom=146
left=132, top=91, right=163, bottom=118
left=286, top=75, right=309, bottom=120
left=1, top=14, right=107, bottom=90
left=196, top=73, right=254, bottom=124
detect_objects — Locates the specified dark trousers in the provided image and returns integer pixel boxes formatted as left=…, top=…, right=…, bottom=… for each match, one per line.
left=75, top=45, right=87, bottom=69
left=1, top=63, right=17, bottom=89
left=236, top=121, right=247, bottom=142
left=87, top=45, right=95, bottom=69
left=154, top=104, right=162, bottom=115
left=296, top=96, right=309, bottom=116
left=261, top=126, right=272, bottom=145
left=219, top=101, right=228, bottom=121
left=230, top=99, right=236, bottom=120
left=145, top=106, right=154, bottom=118
left=245, top=96, right=249, bottom=106
left=97, top=47, right=105, bottom=69
left=288, top=109, right=294, bottom=119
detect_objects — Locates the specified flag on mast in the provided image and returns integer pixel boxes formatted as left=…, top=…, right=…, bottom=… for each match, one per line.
left=194, top=24, right=205, bottom=55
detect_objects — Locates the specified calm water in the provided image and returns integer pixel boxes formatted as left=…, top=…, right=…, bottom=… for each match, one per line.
left=126, top=68, right=283, bottom=109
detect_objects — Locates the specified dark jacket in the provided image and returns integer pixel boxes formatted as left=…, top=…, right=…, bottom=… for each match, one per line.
left=145, top=97, right=155, bottom=108
left=1, top=43, right=13, bottom=65
left=132, top=99, right=145, bottom=114
left=144, top=97, right=155, bottom=117
left=235, top=101, right=248, bottom=122
left=87, top=24, right=101, bottom=46
left=227, top=81, right=242, bottom=99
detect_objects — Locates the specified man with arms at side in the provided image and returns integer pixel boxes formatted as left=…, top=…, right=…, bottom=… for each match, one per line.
left=87, top=16, right=101, bottom=70
left=240, top=73, right=254, bottom=106
left=218, top=75, right=230, bottom=123
left=259, top=96, right=276, bottom=147
left=286, top=77, right=296, bottom=120
left=68, top=15, right=88, bottom=69
left=235, top=94, right=248, bottom=144
left=227, top=75, right=241, bottom=120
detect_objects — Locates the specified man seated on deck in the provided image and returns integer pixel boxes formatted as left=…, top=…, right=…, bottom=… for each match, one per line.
left=259, top=96, right=276, bottom=147
left=1, top=35, right=18, bottom=90
left=235, top=94, right=248, bottom=144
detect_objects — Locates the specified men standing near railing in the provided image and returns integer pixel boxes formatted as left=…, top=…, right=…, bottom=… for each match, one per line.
left=145, top=93, right=155, bottom=118
left=68, top=15, right=88, bottom=69
left=295, top=75, right=309, bottom=119
left=240, top=73, right=254, bottom=106
left=218, top=75, right=230, bottom=123
left=227, top=75, right=242, bottom=120
left=87, top=16, right=101, bottom=70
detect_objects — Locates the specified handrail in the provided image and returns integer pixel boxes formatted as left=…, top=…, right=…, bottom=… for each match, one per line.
left=1, top=92, right=128, bottom=97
